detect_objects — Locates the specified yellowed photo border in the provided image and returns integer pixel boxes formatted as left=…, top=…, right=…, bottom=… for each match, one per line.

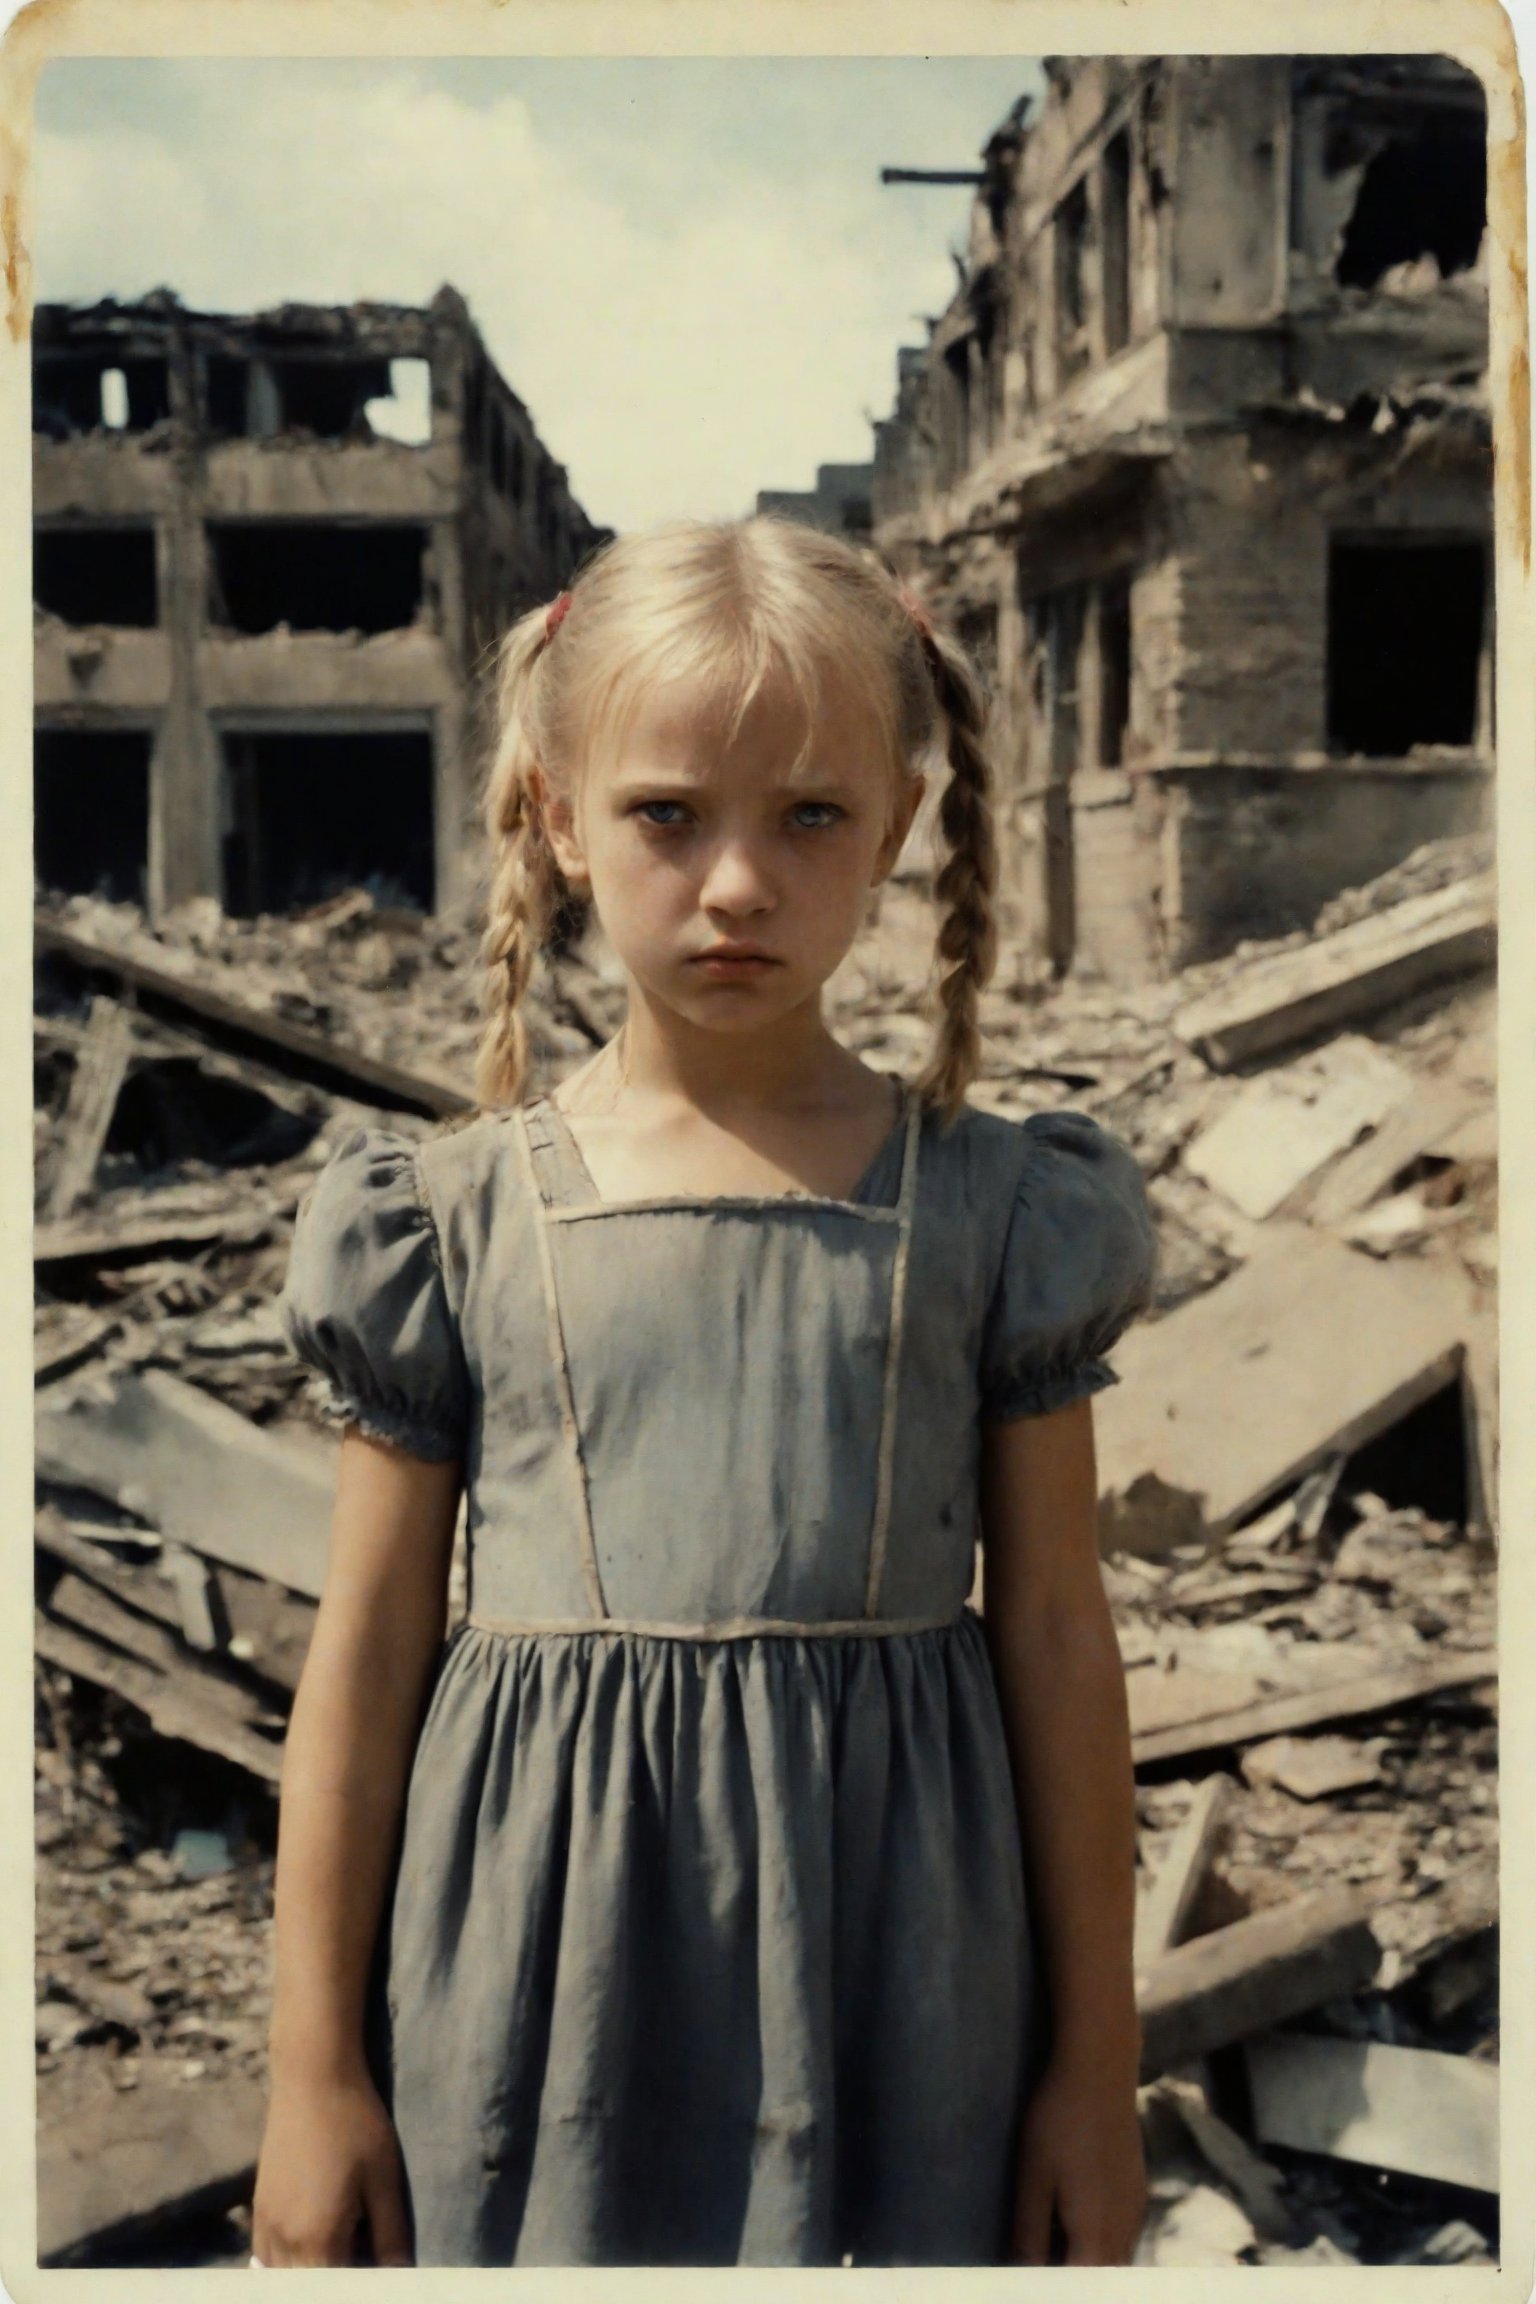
left=2, top=2, right=1529, bottom=2297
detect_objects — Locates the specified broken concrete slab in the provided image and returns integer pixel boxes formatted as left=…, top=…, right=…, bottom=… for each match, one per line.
left=1304, top=1074, right=1477, bottom=1226
left=1183, top=1036, right=1414, bottom=1220
left=36, top=1365, right=337, bottom=1600
left=1240, top=1733, right=1386, bottom=1800
left=1245, top=2033, right=1498, bottom=2195
left=36, top=2059, right=268, bottom=2267
left=1138, top=1886, right=1380, bottom=2078
left=1173, top=877, right=1496, bottom=1072
left=1095, top=1223, right=1473, bottom=1548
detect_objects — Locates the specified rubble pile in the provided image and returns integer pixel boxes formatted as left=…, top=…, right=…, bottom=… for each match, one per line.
left=33, top=834, right=1498, bottom=2267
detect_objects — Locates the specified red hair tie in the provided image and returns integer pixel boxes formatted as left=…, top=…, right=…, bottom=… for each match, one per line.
left=544, top=591, right=572, bottom=642
left=897, top=585, right=935, bottom=643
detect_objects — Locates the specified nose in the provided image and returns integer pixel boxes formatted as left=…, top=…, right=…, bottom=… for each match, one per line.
left=698, top=836, right=775, bottom=919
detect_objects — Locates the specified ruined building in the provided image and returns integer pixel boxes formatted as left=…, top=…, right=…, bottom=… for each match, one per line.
left=755, top=462, right=875, bottom=542
left=34, top=286, right=609, bottom=919
left=873, top=57, right=1492, bottom=978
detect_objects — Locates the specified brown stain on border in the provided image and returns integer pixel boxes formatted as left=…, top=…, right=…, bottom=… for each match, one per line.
left=1, top=0, right=84, bottom=341
left=1482, top=9, right=1530, bottom=571
left=3, top=188, right=23, bottom=341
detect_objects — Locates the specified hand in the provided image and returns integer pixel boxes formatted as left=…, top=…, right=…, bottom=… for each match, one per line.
left=251, top=2067, right=413, bottom=2267
left=1008, top=2053, right=1148, bottom=2265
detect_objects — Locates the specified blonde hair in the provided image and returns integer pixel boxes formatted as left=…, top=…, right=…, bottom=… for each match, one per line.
left=475, top=517, right=997, bottom=1123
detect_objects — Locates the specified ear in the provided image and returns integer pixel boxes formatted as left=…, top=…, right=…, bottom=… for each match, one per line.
left=872, top=772, right=925, bottom=885
left=530, top=764, right=590, bottom=889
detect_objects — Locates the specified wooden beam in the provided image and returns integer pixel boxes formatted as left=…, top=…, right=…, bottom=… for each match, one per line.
left=36, top=1365, right=338, bottom=1601
left=36, top=917, right=474, bottom=1118
left=1137, top=1888, right=1380, bottom=2078
left=44, top=997, right=135, bottom=1218
left=1131, top=1648, right=1498, bottom=1769
left=35, top=1616, right=284, bottom=1788
left=1135, top=1773, right=1234, bottom=1969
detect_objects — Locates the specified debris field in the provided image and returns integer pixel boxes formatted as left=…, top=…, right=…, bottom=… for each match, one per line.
left=33, top=830, right=1497, bottom=2268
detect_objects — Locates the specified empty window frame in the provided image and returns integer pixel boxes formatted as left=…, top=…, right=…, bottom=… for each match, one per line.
left=33, top=354, right=171, bottom=439
left=1097, top=571, right=1132, bottom=766
left=1327, top=537, right=1486, bottom=754
left=1054, top=175, right=1092, bottom=385
left=1101, top=132, right=1132, bottom=357
left=35, top=727, right=152, bottom=905
left=35, top=526, right=159, bottom=627
left=206, top=523, right=429, bottom=635
left=220, top=728, right=436, bottom=915
left=1335, top=114, right=1486, bottom=288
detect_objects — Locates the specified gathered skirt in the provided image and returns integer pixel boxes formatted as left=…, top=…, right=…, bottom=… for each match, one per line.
left=361, top=1606, right=1045, bottom=2266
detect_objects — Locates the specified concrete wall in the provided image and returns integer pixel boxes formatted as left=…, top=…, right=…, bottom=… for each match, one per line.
left=1156, top=760, right=1491, bottom=965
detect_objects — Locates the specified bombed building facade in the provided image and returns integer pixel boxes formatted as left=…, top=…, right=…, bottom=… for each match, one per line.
left=33, top=286, right=608, bottom=921
left=873, top=56, right=1492, bottom=980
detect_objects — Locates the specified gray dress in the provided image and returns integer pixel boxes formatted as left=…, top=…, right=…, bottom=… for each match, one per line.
left=279, top=1085, right=1157, bottom=2268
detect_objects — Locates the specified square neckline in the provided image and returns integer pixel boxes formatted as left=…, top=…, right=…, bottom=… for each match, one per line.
left=528, top=1078, right=914, bottom=1216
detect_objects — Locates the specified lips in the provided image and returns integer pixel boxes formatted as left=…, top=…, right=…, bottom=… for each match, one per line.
left=688, top=944, right=782, bottom=975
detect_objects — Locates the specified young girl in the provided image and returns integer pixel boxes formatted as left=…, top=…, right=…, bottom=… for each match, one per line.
left=251, top=517, right=1157, bottom=2270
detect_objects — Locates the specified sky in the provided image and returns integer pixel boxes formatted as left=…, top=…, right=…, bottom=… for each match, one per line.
left=32, top=57, right=1043, bottom=531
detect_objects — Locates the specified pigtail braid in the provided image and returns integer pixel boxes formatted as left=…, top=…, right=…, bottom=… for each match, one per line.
left=474, top=609, right=567, bottom=1109
left=911, top=628, right=998, bottom=1126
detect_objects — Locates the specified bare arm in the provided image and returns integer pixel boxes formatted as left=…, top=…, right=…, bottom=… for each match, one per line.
left=254, top=1428, right=462, bottom=2265
left=979, top=1397, right=1145, bottom=2265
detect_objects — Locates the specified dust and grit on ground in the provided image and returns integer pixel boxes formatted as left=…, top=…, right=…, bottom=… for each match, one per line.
left=32, top=831, right=1497, bottom=2269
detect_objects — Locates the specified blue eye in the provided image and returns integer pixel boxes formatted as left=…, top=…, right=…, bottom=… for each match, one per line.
left=636, top=800, right=690, bottom=826
left=790, top=801, right=842, bottom=830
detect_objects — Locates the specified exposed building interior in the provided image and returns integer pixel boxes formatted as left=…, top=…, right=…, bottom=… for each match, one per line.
left=33, top=286, right=610, bottom=921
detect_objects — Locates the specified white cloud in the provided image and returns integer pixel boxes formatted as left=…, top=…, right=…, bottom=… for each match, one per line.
left=32, top=61, right=1037, bottom=529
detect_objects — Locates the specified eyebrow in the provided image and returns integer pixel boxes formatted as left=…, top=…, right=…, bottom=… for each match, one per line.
left=605, top=772, right=861, bottom=801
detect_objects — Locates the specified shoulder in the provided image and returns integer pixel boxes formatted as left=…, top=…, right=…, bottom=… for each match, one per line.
left=919, top=1098, right=1143, bottom=1215
left=416, top=1105, right=524, bottom=1213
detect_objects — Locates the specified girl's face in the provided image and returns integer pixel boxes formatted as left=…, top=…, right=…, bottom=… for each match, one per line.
left=540, top=664, right=922, bottom=1035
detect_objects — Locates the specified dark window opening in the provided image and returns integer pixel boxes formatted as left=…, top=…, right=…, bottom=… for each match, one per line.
left=35, top=729, right=151, bottom=905
left=221, top=731, right=435, bottom=916
left=1054, top=175, right=1092, bottom=384
left=1102, top=132, right=1132, bottom=356
left=1098, top=572, right=1132, bottom=765
left=207, top=523, right=428, bottom=635
left=1327, top=539, right=1485, bottom=754
left=268, top=357, right=393, bottom=439
left=204, top=355, right=249, bottom=438
left=35, top=527, right=158, bottom=627
left=464, top=360, right=486, bottom=459
left=33, top=354, right=171, bottom=439
left=940, top=339, right=972, bottom=485
left=1335, top=118, right=1486, bottom=288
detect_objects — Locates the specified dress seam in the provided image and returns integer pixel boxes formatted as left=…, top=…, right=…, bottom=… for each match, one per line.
left=862, top=1091, right=923, bottom=1617
left=514, top=1107, right=609, bottom=1621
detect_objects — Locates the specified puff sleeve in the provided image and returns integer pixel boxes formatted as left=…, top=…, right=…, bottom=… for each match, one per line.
left=280, top=1127, right=471, bottom=1462
left=979, top=1109, right=1158, bottom=1422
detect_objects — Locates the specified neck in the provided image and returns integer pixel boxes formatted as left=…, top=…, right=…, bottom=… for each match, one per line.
left=607, top=981, right=859, bottom=1115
